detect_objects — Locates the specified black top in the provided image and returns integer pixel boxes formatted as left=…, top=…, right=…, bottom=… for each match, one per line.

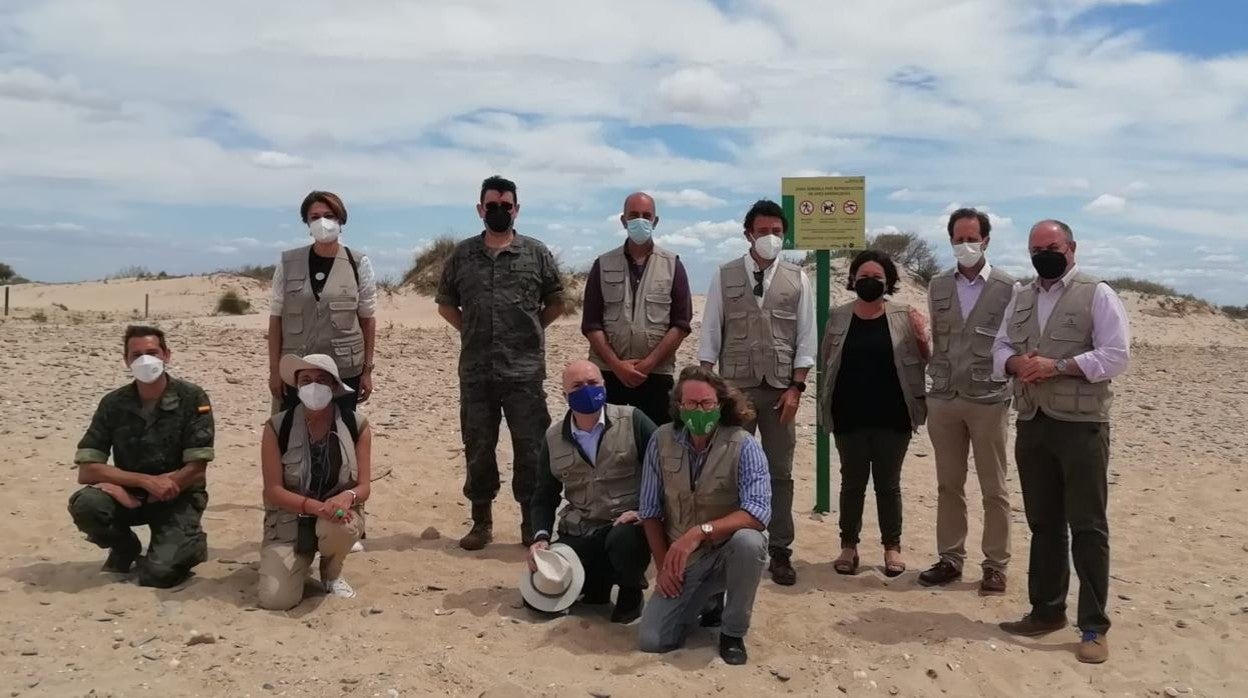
left=306, top=432, right=344, bottom=500
left=831, top=314, right=912, bottom=434
left=308, top=248, right=336, bottom=299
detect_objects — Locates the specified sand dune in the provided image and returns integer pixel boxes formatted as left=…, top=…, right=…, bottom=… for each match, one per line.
left=0, top=272, right=1245, bottom=697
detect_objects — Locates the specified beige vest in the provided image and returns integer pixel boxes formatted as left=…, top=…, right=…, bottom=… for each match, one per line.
left=591, top=246, right=678, bottom=375
left=280, top=245, right=365, bottom=379
left=546, top=404, right=640, bottom=537
left=819, top=301, right=928, bottom=432
left=927, top=267, right=1015, bottom=403
left=656, top=423, right=745, bottom=565
left=1007, top=273, right=1113, bottom=423
left=718, top=258, right=803, bottom=389
left=262, top=406, right=362, bottom=546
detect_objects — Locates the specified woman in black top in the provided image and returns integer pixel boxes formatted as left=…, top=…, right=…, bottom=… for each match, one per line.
left=819, top=251, right=929, bottom=577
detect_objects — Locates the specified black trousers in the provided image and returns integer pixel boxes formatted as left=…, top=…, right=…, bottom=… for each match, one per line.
left=1016, top=411, right=1111, bottom=634
left=603, top=371, right=674, bottom=426
left=281, top=374, right=362, bottom=413
left=834, top=428, right=911, bottom=548
left=558, top=524, right=651, bottom=596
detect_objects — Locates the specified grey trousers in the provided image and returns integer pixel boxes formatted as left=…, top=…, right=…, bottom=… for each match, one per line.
left=742, top=386, right=796, bottom=553
left=638, top=529, right=768, bottom=652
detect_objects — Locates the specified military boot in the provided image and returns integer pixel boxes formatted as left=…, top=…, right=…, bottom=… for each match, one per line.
left=459, top=502, right=494, bottom=551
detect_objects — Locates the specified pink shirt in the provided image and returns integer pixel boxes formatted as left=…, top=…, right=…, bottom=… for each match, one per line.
left=954, top=262, right=993, bottom=320
left=991, top=265, right=1131, bottom=383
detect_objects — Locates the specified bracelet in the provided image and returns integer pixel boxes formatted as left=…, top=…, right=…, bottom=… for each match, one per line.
left=300, top=497, right=309, bottom=515
left=346, top=489, right=358, bottom=505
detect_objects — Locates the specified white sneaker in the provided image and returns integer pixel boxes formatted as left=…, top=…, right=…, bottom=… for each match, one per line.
left=323, top=577, right=356, bottom=599
left=350, top=541, right=365, bottom=553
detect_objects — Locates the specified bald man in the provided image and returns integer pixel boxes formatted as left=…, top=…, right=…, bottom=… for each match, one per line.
left=581, top=192, right=693, bottom=426
left=528, top=360, right=658, bottom=623
left=993, top=220, right=1130, bottom=665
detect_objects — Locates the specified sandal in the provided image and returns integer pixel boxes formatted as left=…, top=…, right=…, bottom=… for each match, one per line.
left=833, top=547, right=859, bottom=575
left=884, top=547, right=906, bottom=578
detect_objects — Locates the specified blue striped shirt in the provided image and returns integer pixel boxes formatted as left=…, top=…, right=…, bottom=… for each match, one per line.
left=638, top=427, right=772, bottom=527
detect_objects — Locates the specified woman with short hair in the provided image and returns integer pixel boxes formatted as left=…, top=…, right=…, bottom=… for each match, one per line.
left=268, top=191, right=378, bottom=413
left=257, top=354, right=372, bottom=610
left=819, top=250, right=930, bottom=577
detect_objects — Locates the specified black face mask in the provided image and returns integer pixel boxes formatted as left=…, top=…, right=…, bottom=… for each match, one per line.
left=484, top=207, right=512, bottom=234
left=854, top=277, right=885, bottom=302
left=1031, top=250, right=1068, bottom=280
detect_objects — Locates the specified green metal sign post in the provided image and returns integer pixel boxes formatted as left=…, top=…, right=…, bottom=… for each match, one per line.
left=781, top=176, right=867, bottom=514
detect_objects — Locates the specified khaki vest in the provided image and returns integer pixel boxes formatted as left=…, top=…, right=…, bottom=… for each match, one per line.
left=1006, top=273, right=1113, bottom=423
left=546, top=404, right=640, bottom=537
left=262, top=406, right=362, bottom=546
left=927, top=267, right=1016, bottom=403
left=819, top=301, right=928, bottom=432
left=591, top=246, right=678, bottom=375
left=656, top=423, right=745, bottom=565
left=718, top=258, right=803, bottom=389
left=279, top=245, right=365, bottom=379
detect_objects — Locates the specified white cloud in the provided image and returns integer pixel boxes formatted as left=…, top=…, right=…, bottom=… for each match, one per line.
left=654, top=233, right=704, bottom=249
left=888, top=188, right=916, bottom=201
left=656, top=67, right=757, bottom=118
left=1083, top=194, right=1128, bottom=215
left=651, top=189, right=726, bottom=210
left=252, top=150, right=310, bottom=170
left=1202, top=254, right=1240, bottom=264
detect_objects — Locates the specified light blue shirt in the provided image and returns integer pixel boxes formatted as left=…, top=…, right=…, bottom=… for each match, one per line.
left=569, top=409, right=606, bottom=466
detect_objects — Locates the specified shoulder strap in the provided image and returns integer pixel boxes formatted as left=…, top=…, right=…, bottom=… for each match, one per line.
left=341, top=409, right=359, bottom=443
left=278, top=409, right=296, bottom=454
left=344, top=247, right=360, bottom=287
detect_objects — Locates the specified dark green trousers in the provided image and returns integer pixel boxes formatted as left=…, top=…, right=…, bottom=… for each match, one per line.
left=459, top=379, right=550, bottom=505
left=1015, top=411, right=1111, bottom=634
left=68, top=486, right=208, bottom=588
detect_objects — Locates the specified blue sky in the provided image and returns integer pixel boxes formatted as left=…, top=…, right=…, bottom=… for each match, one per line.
left=1, top=0, right=1246, bottom=303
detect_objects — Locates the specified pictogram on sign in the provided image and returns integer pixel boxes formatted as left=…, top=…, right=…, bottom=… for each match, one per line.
left=843, top=200, right=859, bottom=215
left=799, top=200, right=814, bottom=215
left=821, top=201, right=836, bottom=215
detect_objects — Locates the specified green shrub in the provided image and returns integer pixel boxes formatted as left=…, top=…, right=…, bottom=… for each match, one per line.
left=1221, top=305, right=1248, bottom=319
left=30, top=310, right=47, bottom=323
left=402, top=237, right=457, bottom=294
left=1105, top=277, right=1177, bottom=296
left=232, top=264, right=277, bottom=282
left=216, top=290, right=252, bottom=315
left=111, top=265, right=152, bottom=280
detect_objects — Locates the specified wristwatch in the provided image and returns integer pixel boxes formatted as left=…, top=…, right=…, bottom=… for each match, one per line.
left=699, top=523, right=714, bottom=539
left=789, top=381, right=807, bottom=393
left=1055, top=358, right=1069, bottom=374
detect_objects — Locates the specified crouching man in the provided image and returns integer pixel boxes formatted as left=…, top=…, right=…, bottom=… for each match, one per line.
left=637, top=366, right=771, bottom=665
left=68, top=325, right=213, bottom=588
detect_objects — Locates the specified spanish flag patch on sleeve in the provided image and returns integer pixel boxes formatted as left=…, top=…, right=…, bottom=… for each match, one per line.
left=197, top=405, right=212, bottom=414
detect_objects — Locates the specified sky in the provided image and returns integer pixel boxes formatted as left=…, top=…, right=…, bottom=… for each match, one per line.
left=1, top=0, right=1246, bottom=304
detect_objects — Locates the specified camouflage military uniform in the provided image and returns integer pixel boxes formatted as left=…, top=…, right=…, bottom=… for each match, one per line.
left=435, top=232, right=563, bottom=506
left=68, top=376, right=215, bottom=588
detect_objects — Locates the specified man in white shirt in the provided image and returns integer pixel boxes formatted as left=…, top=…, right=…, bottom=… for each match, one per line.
left=697, top=199, right=816, bottom=586
left=993, top=219, right=1130, bottom=665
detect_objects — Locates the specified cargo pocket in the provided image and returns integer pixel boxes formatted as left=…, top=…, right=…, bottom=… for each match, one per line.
left=928, top=360, right=952, bottom=392
left=328, top=300, right=359, bottom=331
left=726, top=311, right=750, bottom=340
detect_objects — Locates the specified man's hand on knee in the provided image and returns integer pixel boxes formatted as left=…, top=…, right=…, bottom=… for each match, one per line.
left=93, top=483, right=142, bottom=509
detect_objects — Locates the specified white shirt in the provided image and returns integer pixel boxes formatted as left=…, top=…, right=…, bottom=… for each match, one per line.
left=954, top=262, right=993, bottom=321
left=991, top=265, right=1131, bottom=383
left=697, top=253, right=817, bottom=370
left=269, top=249, right=377, bottom=318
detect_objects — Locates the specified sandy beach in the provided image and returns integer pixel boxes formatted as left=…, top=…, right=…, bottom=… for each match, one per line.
left=1, top=274, right=1246, bottom=697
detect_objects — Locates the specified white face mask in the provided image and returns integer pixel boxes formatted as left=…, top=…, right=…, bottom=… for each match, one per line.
left=752, top=234, right=783, bottom=261
left=953, top=241, right=984, bottom=267
left=129, top=355, right=165, bottom=384
left=298, top=383, right=334, bottom=411
left=309, top=218, right=341, bottom=244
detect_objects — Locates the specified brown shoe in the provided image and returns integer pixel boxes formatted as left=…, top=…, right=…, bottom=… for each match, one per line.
left=918, top=560, right=962, bottom=587
left=979, top=568, right=1007, bottom=595
left=1077, top=632, right=1109, bottom=664
left=999, top=613, right=1068, bottom=637
left=459, top=503, right=493, bottom=551
left=769, top=549, right=797, bottom=586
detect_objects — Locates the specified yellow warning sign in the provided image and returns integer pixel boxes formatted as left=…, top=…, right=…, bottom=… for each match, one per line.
left=781, top=176, right=866, bottom=250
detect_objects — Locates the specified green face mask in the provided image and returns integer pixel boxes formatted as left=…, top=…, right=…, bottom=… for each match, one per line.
left=679, top=408, right=721, bottom=436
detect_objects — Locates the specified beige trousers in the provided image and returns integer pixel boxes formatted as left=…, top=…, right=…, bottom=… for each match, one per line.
left=258, top=514, right=364, bottom=610
left=926, top=397, right=1011, bottom=571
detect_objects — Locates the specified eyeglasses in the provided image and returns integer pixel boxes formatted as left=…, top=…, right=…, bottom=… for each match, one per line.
left=484, top=202, right=515, bottom=212
left=680, top=399, right=720, bottom=411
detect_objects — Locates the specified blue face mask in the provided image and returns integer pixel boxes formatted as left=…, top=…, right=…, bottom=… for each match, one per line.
left=567, top=384, right=607, bottom=415
left=625, top=217, right=653, bottom=245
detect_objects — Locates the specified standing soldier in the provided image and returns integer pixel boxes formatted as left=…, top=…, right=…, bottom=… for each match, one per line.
left=68, top=325, right=214, bottom=588
left=697, top=199, right=815, bottom=586
left=581, top=192, right=693, bottom=425
left=437, top=175, right=565, bottom=550
left=919, top=208, right=1016, bottom=595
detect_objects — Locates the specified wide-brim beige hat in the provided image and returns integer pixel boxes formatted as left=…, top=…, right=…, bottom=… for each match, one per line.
left=279, top=354, right=354, bottom=397
left=519, top=543, right=586, bottom=613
